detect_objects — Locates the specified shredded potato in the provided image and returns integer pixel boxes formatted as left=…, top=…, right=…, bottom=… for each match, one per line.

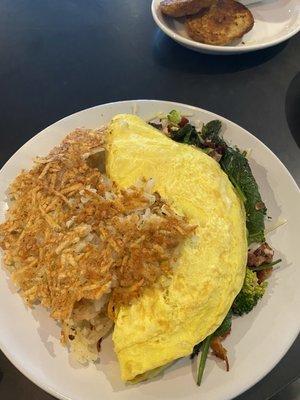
left=0, top=127, right=194, bottom=361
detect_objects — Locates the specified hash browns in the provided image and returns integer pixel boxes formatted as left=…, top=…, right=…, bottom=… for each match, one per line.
left=0, top=128, right=194, bottom=359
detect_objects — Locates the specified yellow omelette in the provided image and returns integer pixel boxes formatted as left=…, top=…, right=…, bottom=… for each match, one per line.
left=106, top=114, right=247, bottom=382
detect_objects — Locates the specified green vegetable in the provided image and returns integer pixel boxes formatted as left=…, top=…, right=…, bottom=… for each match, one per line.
left=232, top=268, right=267, bottom=316
left=171, top=123, right=200, bottom=146
left=200, top=119, right=267, bottom=243
left=191, top=309, right=232, bottom=358
left=220, top=147, right=266, bottom=244
left=201, top=120, right=225, bottom=147
left=197, top=334, right=212, bottom=386
left=214, top=310, right=232, bottom=337
left=167, top=109, right=181, bottom=125
left=168, top=113, right=267, bottom=242
left=192, top=310, right=232, bottom=383
left=251, top=258, right=282, bottom=271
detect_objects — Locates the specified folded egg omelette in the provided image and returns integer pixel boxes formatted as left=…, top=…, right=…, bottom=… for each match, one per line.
left=106, top=114, right=247, bottom=382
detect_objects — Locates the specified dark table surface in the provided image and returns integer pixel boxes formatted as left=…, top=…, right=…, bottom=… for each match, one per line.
left=0, top=1, right=299, bottom=399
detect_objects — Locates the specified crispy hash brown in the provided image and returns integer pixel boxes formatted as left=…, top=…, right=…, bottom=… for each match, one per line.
left=0, top=128, right=194, bottom=362
left=160, top=0, right=214, bottom=18
left=185, top=0, right=254, bottom=45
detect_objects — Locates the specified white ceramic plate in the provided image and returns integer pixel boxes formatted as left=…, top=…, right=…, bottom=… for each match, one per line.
left=151, top=0, right=300, bottom=54
left=0, top=100, right=299, bottom=400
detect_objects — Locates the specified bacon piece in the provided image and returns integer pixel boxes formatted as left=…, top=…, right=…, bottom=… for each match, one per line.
left=257, top=268, right=273, bottom=284
left=179, top=116, right=189, bottom=127
left=247, top=242, right=274, bottom=268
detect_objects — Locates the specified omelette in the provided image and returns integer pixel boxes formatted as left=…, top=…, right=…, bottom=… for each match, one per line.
left=106, top=114, right=248, bottom=381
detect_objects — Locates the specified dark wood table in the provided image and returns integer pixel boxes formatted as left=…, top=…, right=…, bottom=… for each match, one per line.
left=0, top=1, right=299, bottom=399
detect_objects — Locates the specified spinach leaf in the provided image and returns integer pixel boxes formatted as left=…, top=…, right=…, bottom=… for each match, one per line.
left=220, top=147, right=266, bottom=244
left=171, top=124, right=201, bottom=146
left=201, top=120, right=225, bottom=147
left=199, top=120, right=266, bottom=243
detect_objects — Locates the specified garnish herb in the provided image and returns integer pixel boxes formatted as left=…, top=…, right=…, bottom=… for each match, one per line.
left=197, top=335, right=212, bottom=386
left=251, top=258, right=282, bottom=271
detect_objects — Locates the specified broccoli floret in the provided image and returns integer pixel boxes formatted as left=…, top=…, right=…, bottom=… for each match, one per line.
left=232, top=268, right=267, bottom=316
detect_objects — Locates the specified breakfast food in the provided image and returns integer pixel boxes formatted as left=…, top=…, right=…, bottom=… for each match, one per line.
left=107, top=114, right=247, bottom=381
left=159, top=0, right=254, bottom=46
left=0, top=127, right=194, bottom=363
left=160, top=0, right=214, bottom=17
left=0, top=110, right=280, bottom=385
left=185, top=0, right=254, bottom=45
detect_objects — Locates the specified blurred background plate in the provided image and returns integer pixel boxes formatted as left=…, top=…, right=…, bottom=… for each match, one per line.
left=0, top=100, right=299, bottom=400
left=152, top=0, right=300, bottom=54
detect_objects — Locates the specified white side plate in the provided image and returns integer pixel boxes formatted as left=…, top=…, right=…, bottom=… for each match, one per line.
left=0, top=100, right=299, bottom=400
left=152, top=0, right=300, bottom=54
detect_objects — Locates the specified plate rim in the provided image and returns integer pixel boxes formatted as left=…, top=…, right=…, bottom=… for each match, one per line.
left=151, top=0, right=300, bottom=54
left=0, top=99, right=299, bottom=400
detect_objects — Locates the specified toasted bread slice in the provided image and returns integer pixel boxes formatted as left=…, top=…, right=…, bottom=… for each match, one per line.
left=185, top=0, right=254, bottom=45
left=160, top=0, right=214, bottom=18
